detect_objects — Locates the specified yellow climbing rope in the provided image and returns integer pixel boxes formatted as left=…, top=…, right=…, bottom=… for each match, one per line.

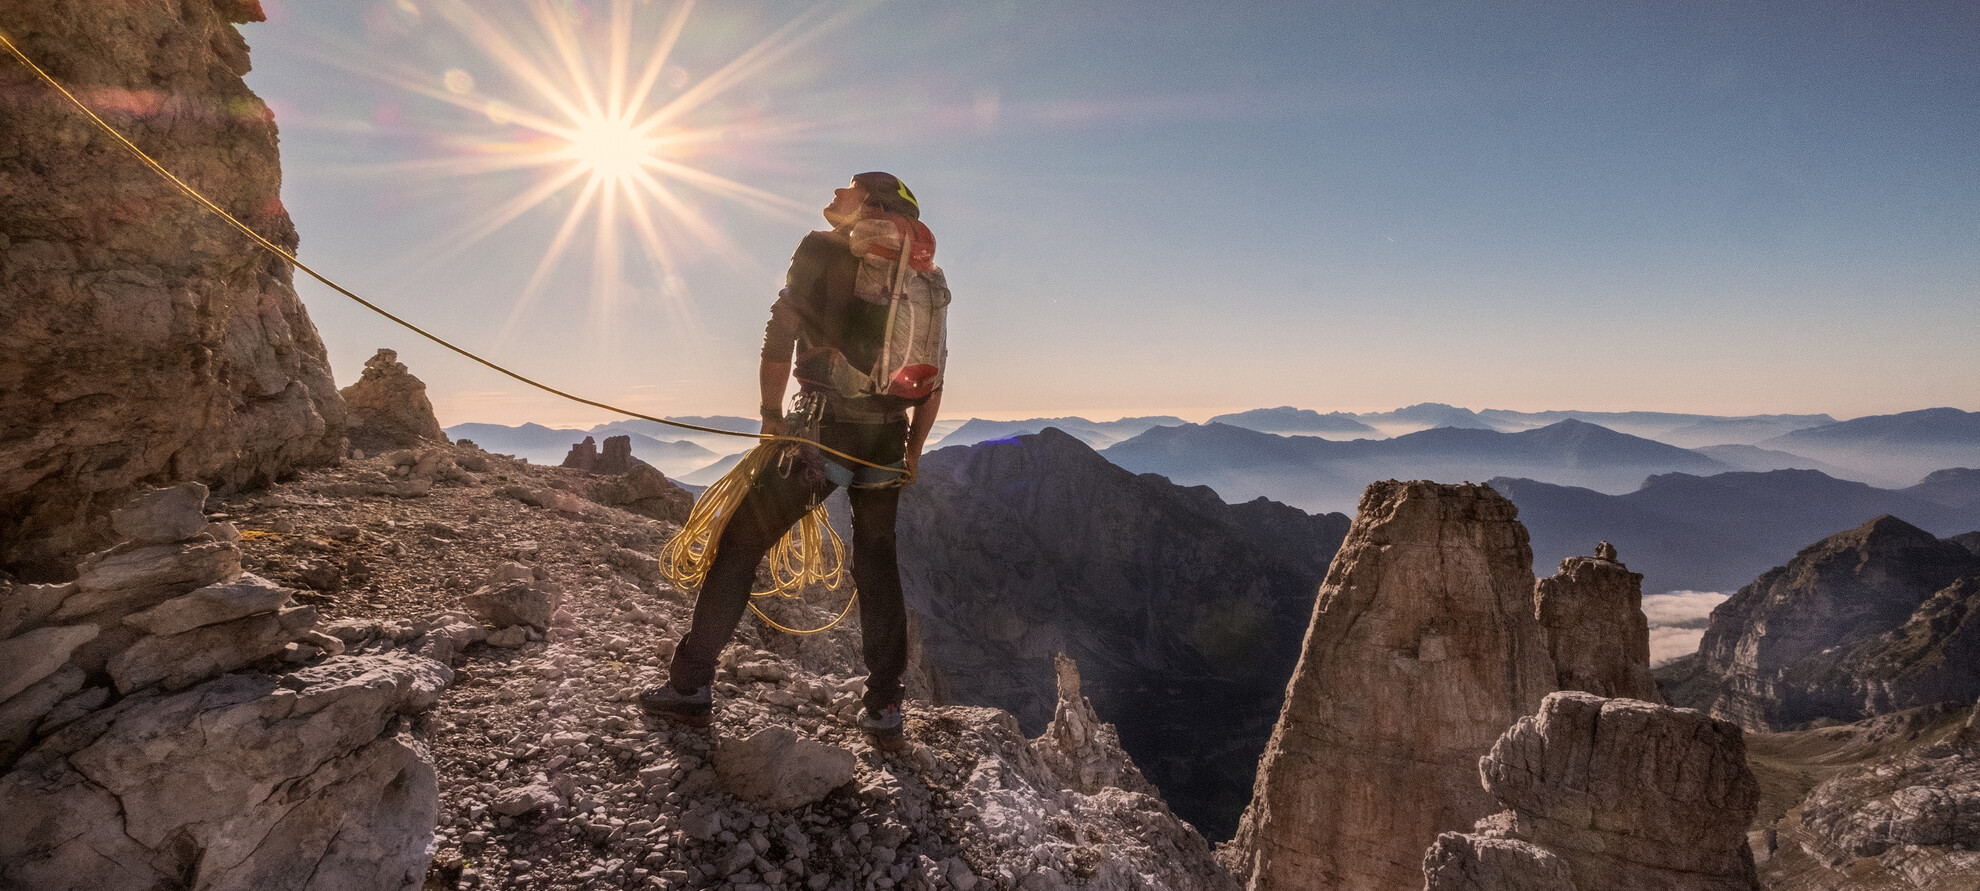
left=660, top=443, right=854, bottom=635
left=0, top=27, right=879, bottom=633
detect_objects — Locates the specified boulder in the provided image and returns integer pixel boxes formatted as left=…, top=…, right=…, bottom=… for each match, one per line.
left=1425, top=691, right=1760, bottom=891
left=713, top=725, right=857, bottom=811
left=118, top=572, right=295, bottom=636
left=1225, top=481, right=1556, bottom=891
left=0, top=0, right=344, bottom=577
left=493, top=781, right=564, bottom=817
left=108, top=482, right=211, bottom=545
left=462, top=577, right=563, bottom=632
left=338, top=348, right=447, bottom=453
left=0, top=652, right=449, bottom=891
left=0, top=624, right=100, bottom=703
left=1533, top=552, right=1663, bottom=702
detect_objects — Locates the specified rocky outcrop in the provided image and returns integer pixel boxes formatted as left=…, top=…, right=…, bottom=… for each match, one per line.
left=898, top=428, right=1349, bottom=839
left=0, top=652, right=449, bottom=891
left=1423, top=691, right=1760, bottom=891
left=1760, top=705, right=1980, bottom=890
left=1225, top=481, right=1556, bottom=890
left=0, top=483, right=450, bottom=889
left=1534, top=550, right=1663, bottom=702
left=563, top=432, right=639, bottom=474
left=339, top=348, right=447, bottom=453
left=1694, top=515, right=1980, bottom=730
left=0, top=0, right=345, bottom=578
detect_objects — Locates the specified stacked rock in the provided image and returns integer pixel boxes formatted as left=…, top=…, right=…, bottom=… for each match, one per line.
left=0, top=482, right=344, bottom=761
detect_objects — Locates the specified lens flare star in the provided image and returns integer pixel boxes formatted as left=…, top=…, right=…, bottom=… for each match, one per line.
left=305, top=0, right=872, bottom=341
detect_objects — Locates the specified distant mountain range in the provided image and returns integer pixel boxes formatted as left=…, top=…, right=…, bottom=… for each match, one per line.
left=445, top=406, right=1980, bottom=515
left=1494, top=469, right=1980, bottom=593
left=1101, top=419, right=1741, bottom=514
left=931, top=415, right=1187, bottom=450
left=443, top=420, right=733, bottom=477
left=1759, top=407, right=1980, bottom=487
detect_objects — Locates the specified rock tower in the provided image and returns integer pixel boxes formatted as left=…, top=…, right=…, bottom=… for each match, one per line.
left=0, top=0, right=345, bottom=577
left=1224, top=481, right=1556, bottom=890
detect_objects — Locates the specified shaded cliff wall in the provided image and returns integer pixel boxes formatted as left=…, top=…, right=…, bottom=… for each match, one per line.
left=0, top=0, right=344, bottom=578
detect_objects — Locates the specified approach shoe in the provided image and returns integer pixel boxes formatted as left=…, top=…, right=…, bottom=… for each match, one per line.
left=857, top=703, right=908, bottom=752
left=637, top=683, right=713, bottom=727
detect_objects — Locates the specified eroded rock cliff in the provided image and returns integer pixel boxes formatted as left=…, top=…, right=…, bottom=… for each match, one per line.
left=1695, top=515, right=1980, bottom=730
left=1224, top=481, right=1556, bottom=890
left=1423, top=691, right=1760, bottom=891
left=0, top=0, right=344, bottom=578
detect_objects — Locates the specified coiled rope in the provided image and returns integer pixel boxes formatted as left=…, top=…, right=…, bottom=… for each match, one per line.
left=1, top=27, right=878, bottom=633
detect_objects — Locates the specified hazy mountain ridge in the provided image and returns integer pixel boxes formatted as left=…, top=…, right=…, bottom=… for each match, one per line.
left=1101, top=418, right=1737, bottom=514
left=1496, top=468, right=1980, bottom=593
left=443, top=421, right=722, bottom=476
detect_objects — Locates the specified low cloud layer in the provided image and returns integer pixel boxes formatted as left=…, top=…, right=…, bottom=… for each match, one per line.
left=1642, top=590, right=1730, bottom=667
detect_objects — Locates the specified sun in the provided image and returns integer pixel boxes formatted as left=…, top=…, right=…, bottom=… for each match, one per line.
left=309, top=0, right=874, bottom=340
left=566, top=114, right=660, bottom=186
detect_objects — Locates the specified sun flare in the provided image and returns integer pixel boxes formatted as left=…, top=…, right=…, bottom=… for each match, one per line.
left=310, top=0, right=872, bottom=341
left=566, top=115, right=660, bottom=186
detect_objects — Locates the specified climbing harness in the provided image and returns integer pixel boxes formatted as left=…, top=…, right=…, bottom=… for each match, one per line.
left=0, top=28, right=896, bottom=633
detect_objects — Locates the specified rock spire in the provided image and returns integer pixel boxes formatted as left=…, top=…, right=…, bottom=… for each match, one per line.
left=1224, top=480, right=1555, bottom=890
left=1533, top=549, right=1663, bottom=702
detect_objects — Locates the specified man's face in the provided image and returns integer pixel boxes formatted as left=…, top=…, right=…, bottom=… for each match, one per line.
left=824, top=181, right=868, bottom=225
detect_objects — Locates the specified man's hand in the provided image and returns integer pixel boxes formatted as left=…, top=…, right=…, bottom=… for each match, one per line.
left=902, top=449, right=920, bottom=486
left=761, top=415, right=788, bottom=439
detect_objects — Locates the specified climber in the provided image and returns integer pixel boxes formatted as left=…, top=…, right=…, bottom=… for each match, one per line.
left=640, top=172, right=944, bottom=752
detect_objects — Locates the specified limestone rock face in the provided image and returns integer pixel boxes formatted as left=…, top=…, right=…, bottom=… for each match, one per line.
left=1224, top=480, right=1555, bottom=890
left=0, top=0, right=346, bottom=577
left=1534, top=552, right=1663, bottom=702
left=339, top=348, right=448, bottom=453
left=1423, top=691, right=1760, bottom=891
left=1696, top=515, right=1980, bottom=730
left=1768, top=716, right=1980, bottom=890
left=0, top=652, right=448, bottom=891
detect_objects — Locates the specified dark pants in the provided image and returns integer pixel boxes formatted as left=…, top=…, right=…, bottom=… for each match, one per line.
left=668, top=421, right=908, bottom=713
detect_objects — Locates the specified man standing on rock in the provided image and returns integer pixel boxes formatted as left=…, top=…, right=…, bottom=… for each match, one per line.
left=640, top=172, right=945, bottom=752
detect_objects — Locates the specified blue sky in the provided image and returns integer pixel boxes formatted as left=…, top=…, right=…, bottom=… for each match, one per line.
left=242, top=1, right=1979, bottom=427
